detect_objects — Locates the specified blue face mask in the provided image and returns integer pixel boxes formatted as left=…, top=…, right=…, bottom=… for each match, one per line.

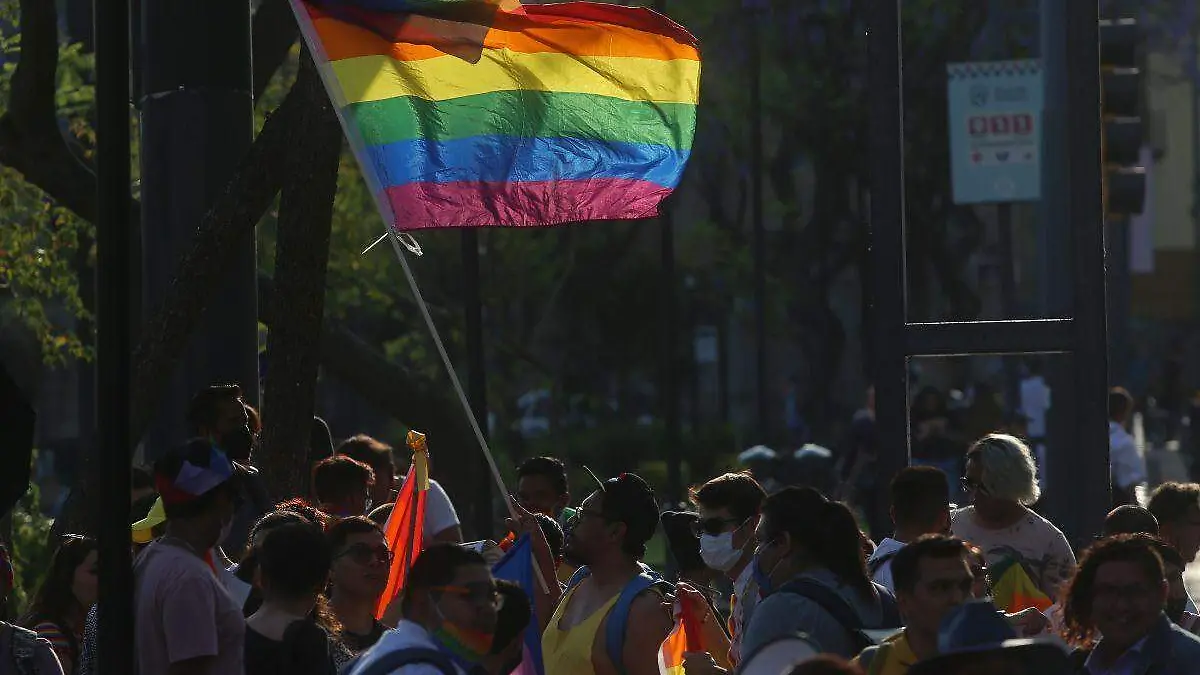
left=751, top=541, right=782, bottom=597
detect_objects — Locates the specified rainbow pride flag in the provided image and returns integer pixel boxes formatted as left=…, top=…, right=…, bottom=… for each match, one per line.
left=292, top=0, right=700, bottom=230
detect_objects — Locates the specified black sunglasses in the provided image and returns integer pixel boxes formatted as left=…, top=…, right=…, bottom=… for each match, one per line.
left=691, top=517, right=746, bottom=537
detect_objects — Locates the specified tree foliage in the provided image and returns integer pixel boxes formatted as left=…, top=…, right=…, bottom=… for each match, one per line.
left=0, top=0, right=94, bottom=364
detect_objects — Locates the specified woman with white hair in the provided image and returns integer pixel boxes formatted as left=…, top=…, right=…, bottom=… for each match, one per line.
left=950, top=434, right=1076, bottom=607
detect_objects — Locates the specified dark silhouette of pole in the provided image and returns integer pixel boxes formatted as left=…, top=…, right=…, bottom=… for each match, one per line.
left=652, top=0, right=683, bottom=507
left=866, top=0, right=910, bottom=536
left=1039, top=0, right=1110, bottom=542
left=748, top=2, right=768, bottom=441
left=461, top=229, right=491, bottom=536
left=94, top=0, right=133, bottom=670
left=139, top=0, right=256, bottom=459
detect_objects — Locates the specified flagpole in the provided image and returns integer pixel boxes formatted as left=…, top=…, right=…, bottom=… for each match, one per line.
left=388, top=233, right=551, bottom=595
left=287, top=0, right=546, bottom=594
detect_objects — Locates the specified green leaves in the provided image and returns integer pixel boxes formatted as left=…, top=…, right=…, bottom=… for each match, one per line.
left=0, top=2, right=96, bottom=366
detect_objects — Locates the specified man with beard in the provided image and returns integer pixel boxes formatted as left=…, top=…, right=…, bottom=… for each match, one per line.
left=188, top=384, right=270, bottom=557
left=542, top=472, right=673, bottom=675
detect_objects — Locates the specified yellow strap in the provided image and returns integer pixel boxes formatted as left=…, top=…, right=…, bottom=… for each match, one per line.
left=407, top=430, right=430, bottom=491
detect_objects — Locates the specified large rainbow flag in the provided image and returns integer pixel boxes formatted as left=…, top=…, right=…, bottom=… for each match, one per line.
left=292, top=0, right=700, bottom=230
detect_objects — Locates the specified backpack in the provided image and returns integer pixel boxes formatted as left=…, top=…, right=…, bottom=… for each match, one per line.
left=6, top=624, right=42, bottom=675
left=344, top=646, right=458, bottom=675
left=563, top=563, right=674, bottom=675
left=776, top=578, right=901, bottom=654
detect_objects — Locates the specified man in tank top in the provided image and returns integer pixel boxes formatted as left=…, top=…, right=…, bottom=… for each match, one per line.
left=542, top=473, right=672, bottom=675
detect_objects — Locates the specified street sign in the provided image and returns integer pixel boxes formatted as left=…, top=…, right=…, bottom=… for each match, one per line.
left=947, top=60, right=1044, bottom=204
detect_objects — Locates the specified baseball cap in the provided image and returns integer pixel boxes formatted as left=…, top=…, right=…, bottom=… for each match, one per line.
left=132, top=497, right=167, bottom=544
left=937, top=599, right=1017, bottom=654
left=585, top=469, right=659, bottom=550
left=154, top=438, right=242, bottom=507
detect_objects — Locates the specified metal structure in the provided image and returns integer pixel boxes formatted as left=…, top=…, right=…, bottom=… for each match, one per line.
left=94, top=0, right=134, bottom=668
left=461, top=230, right=492, bottom=535
left=867, top=0, right=1110, bottom=545
left=139, top=0, right=258, bottom=456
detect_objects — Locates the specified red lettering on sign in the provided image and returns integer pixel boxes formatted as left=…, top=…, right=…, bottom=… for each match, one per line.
left=968, top=113, right=1036, bottom=138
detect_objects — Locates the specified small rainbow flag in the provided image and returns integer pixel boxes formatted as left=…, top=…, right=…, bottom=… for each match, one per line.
left=292, top=0, right=700, bottom=230
left=376, top=431, right=431, bottom=618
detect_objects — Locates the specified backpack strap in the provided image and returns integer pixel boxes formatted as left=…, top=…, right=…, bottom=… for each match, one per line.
left=603, top=566, right=673, bottom=675
left=777, top=578, right=864, bottom=634
left=8, top=624, right=42, bottom=675
left=349, top=647, right=458, bottom=675
left=874, top=585, right=902, bottom=628
left=859, top=641, right=892, bottom=675
left=564, top=565, right=591, bottom=595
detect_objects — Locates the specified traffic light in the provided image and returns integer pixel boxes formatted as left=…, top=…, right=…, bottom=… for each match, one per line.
left=1100, top=11, right=1145, bottom=215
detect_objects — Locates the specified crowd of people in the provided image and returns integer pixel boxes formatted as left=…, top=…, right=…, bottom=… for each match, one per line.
left=2, top=383, right=1200, bottom=674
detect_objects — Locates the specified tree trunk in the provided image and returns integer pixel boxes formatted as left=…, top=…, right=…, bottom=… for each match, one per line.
left=257, top=53, right=342, bottom=501
left=256, top=275, right=484, bottom=535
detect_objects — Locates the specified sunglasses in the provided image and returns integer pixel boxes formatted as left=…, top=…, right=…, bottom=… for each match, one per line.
left=691, top=517, right=747, bottom=537
left=564, top=507, right=610, bottom=530
left=431, top=582, right=505, bottom=608
left=337, top=543, right=393, bottom=565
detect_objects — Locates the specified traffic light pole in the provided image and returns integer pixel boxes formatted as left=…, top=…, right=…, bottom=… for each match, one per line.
left=1039, top=0, right=1110, bottom=541
left=867, top=0, right=1110, bottom=545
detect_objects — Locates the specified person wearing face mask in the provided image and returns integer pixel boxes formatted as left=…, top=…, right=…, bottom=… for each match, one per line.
left=741, top=487, right=901, bottom=660
left=687, top=472, right=766, bottom=670
left=345, top=543, right=500, bottom=675
left=188, top=384, right=270, bottom=559
left=134, top=439, right=247, bottom=675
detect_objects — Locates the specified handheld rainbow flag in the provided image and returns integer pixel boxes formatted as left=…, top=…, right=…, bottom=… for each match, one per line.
left=492, top=534, right=545, bottom=675
left=291, top=0, right=700, bottom=229
left=376, top=430, right=431, bottom=618
left=657, top=594, right=703, bottom=675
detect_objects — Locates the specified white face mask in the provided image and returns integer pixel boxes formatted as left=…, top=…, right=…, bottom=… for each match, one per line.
left=700, top=531, right=744, bottom=572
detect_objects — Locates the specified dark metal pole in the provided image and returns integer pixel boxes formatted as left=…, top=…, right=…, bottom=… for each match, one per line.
left=461, top=230, right=491, bottom=536
left=1038, top=0, right=1073, bottom=521
left=655, top=0, right=683, bottom=506
left=867, top=0, right=910, bottom=535
left=1107, top=216, right=1131, bottom=386
left=660, top=204, right=683, bottom=505
left=139, top=0, right=256, bottom=458
left=1062, top=0, right=1110, bottom=543
left=996, top=203, right=1021, bottom=409
left=749, top=4, right=768, bottom=442
left=1038, top=0, right=1109, bottom=543
left=94, top=0, right=133, bottom=670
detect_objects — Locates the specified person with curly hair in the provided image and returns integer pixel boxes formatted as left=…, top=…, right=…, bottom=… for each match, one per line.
left=1061, top=534, right=1200, bottom=673
left=951, top=434, right=1075, bottom=608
